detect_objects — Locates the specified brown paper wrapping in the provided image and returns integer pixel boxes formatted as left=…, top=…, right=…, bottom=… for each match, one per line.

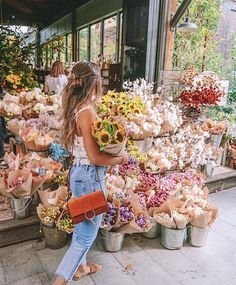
left=152, top=198, right=189, bottom=229
left=32, top=176, right=46, bottom=195
left=117, top=215, right=152, bottom=234
left=7, top=120, right=25, bottom=135
left=0, top=177, right=15, bottom=198
left=24, top=140, right=37, bottom=151
left=3, top=153, right=21, bottom=170
left=3, top=93, right=20, bottom=104
left=0, top=106, right=7, bottom=117
left=190, top=205, right=218, bottom=228
left=103, top=141, right=126, bottom=156
left=38, top=186, right=68, bottom=208
left=7, top=170, right=33, bottom=198
left=36, top=203, right=55, bottom=227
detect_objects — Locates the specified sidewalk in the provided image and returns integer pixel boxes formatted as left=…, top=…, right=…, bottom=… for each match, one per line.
left=0, top=188, right=236, bottom=285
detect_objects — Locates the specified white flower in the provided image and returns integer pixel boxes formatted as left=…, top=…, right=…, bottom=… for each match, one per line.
left=4, top=103, right=21, bottom=115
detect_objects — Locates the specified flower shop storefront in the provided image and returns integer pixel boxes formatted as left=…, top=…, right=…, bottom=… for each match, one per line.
left=1, top=0, right=236, bottom=251
left=0, top=68, right=232, bottom=249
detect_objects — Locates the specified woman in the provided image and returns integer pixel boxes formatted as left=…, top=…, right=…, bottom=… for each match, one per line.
left=0, top=117, right=7, bottom=159
left=54, top=62, right=128, bottom=285
left=44, top=61, right=68, bottom=94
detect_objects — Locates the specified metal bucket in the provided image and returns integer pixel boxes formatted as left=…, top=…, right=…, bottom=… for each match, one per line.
left=161, top=225, right=186, bottom=249
left=102, top=230, right=125, bottom=252
left=188, top=226, right=209, bottom=247
left=11, top=198, right=31, bottom=219
left=42, top=225, right=67, bottom=249
left=202, top=162, right=215, bottom=177
left=210, top=134, right=223, bottom=147
left=142, top=221, right=160, bottom=239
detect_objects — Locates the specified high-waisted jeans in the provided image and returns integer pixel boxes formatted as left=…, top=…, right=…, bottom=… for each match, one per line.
left=56, top=164, right=107, bottom=281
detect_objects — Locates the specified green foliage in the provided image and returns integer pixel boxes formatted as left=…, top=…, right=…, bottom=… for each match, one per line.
left=173, top=0, right=223, bottom=74
left=0, top=26, right=37, bottom=89
left=228, top=72, right=236, bottom=104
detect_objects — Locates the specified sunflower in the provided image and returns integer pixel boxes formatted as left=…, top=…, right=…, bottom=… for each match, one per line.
left=132, top=108, right=141, bottom=115
left=114, top=129, right=126, bottom=143
left=117, top=105, right=124, bottom=113
left=120, top=93, right=129, bottom=101
left=128, top=103, right=135, bottom=110
left=97, top=130, right=112, bottom=146
left=110, top=93, right=117, bottom=99
left=94, top=119, right=103, bottom=131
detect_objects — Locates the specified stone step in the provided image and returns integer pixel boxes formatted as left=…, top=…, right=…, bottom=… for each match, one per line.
left=206, top=166, right=236, bottom=193
left=0, top=211, right=43, bottom=247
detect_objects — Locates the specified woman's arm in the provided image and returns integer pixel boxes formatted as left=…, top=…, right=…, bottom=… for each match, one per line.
left=77, top=110, right=127, bottom=166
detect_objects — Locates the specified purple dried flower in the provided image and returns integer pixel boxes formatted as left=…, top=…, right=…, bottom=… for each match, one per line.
left=101, top=203, right=117, bottom=226
left=119, top=203, right=135, bottom=223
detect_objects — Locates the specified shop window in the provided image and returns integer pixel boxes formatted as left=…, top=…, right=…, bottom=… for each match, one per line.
left=119, top=13, right=123, bottom=62
left=79, top=27, right=88, bottom=61
left=103, top=15, right=117, bottom=62
left=90, top=22, right=101, bottom=63
left=41, top=44, right=48, bottom=69
left=58, top=36, right=66, bottom=63
left=66, top=33, right=72, bottom=63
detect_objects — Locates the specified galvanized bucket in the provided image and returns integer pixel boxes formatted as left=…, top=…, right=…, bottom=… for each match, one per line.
left=142, top=221, right=160, bottom=239
left=101, top=230, right=125, bottom=252
left=161, top=225, right=186, bottom=250
left=11, top=198, right=31, bottom=219
left=210, top=134, right=223, bottom=147
left=42, top=225, right=67, bottom=249
left=188, top=226, right=209, bottom=247
left=202, top=162, right=215, bottom=177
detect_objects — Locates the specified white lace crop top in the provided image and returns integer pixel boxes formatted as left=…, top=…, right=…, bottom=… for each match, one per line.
left=72, top=105, right=94, bottom=165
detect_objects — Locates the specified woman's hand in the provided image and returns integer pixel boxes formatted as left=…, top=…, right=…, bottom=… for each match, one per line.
left=118, top=153, right=129, bottom=165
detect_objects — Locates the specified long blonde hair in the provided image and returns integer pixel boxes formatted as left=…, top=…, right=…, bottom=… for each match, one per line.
left=61, top=62, right=102, bottom=149
left=50, top=61, right=65, bottom=77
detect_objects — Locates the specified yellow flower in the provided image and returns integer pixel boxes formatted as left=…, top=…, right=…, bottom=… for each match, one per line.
left=132, top=108, right=141, bottom=115
left=114, top=129, right=126, bottom=143
left=94, top=119, right=103, bottom=131
left=120, top=93, right=128, bottom=101
left=97, top=130, right=112, bottom=146
left=117, top=105, right=125, bottom=113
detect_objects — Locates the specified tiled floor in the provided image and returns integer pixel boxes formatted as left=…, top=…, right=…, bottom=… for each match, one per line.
left=0, top=188, right=236, bottom=285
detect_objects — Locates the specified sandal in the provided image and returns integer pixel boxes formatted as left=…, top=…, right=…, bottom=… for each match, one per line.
left=73, top=263, right=102, bottom=281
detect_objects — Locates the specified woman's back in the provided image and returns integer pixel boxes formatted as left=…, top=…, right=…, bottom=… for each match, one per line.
left=45, top=74, right=68, bottom=93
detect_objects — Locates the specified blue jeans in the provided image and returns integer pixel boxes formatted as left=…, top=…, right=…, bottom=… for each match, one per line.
left=56, top=164, right=107, bottom=281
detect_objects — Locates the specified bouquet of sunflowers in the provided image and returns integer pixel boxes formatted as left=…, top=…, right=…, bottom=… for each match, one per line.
left=92, top=117, right=127, bottom=156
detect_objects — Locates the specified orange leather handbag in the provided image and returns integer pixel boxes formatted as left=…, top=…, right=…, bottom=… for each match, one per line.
left=67, top=167, right=109, bottom=225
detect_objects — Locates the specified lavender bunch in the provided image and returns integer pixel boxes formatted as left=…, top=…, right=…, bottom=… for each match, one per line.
left=119, top=203, right=135, bottom=223
left=101, top=203, right=117, bottom=226
left=135, top=214, right=149, bottom=230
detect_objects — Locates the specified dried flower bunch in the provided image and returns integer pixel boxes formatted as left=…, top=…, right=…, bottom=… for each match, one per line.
left=179, top=70, right=224, bottom=109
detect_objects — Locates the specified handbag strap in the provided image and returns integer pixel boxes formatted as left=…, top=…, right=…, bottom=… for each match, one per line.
left=67, top=162, right=104, bottom=201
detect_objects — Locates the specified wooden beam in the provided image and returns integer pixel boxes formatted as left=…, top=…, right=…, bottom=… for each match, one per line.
left=164, top=0, right=178, bottom=70
left=5, top=0, right=33, bottom=14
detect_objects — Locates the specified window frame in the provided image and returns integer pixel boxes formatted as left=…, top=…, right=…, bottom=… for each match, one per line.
left=77, top=10, right=123, bottom=63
